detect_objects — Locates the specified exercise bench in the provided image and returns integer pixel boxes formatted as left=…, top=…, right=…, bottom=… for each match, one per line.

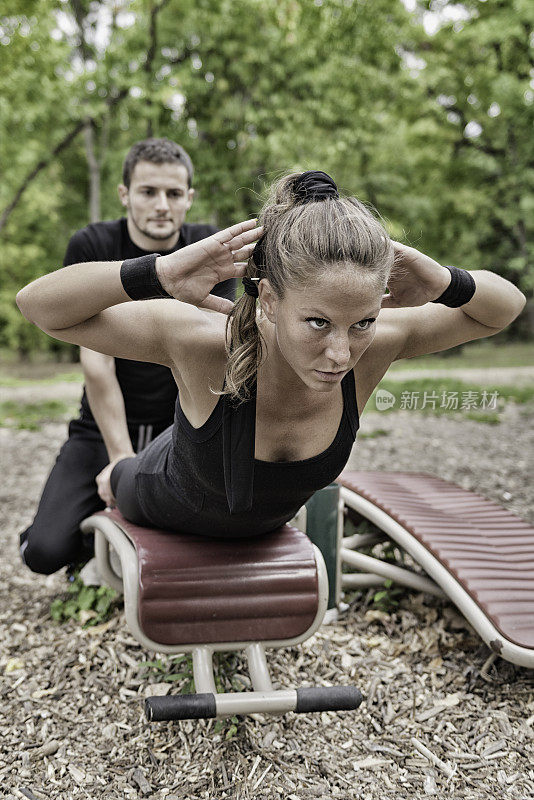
left=80, top=508, right=363, bottom=721
left=337, top=471, right=534, bottom=669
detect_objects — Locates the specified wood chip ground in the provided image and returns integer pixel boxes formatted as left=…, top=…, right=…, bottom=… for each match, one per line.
left=1, top=387, right=533, bottom=799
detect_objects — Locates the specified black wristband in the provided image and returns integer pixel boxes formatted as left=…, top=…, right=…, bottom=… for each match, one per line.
left=431, top=265, right=476, bottom=308
left=120, top=253, right=171, bottom=300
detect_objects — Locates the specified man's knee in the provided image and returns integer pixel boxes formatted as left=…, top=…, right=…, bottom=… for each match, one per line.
left=20, top=524, right=89, bottom=575
left=21, top=539, right=66, bottom=574
left=20, top=528, right=66, bottom=574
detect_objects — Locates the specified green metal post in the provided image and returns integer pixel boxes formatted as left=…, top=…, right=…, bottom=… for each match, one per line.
left=305, top=484, right=341, bottom=610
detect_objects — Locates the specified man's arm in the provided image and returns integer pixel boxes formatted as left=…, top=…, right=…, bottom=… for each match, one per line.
left=79, top=347, right=135, bottom=461
left=63, top=227, right=136, bottom=461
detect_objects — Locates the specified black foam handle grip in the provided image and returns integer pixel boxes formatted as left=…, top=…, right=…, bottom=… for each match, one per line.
left=295, top=686, right=363, bottom=713
left=145, top=693, right=217, bottom=721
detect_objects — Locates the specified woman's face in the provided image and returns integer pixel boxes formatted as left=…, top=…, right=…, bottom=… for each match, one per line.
left=259, top=267, right=383, bottom=392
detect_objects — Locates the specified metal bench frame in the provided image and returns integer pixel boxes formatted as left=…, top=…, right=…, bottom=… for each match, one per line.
left=81, top=511, right=362, bottom=720
left=337, top=476, right=534, bottom=670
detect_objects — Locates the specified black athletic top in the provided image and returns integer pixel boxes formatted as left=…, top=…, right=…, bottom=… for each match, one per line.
left=130, top=370, right=359, bottom=536
left=63, top=218, right=235, bottom=428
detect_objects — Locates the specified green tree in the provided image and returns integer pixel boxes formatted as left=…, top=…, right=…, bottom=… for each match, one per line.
left=403, top=0, right=534, bottom=300
left=2, top=0, right=530, bottom=355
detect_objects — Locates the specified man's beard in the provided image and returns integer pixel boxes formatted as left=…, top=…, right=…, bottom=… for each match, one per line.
left=130, top=210, right=180, bottom=242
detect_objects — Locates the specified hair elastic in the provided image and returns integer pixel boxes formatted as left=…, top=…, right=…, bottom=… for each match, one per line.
left=242, top=277, right=260, bottom=298
left=252, top=170, right=338, bottom=272
left=293, top=170, right=339, bottom=203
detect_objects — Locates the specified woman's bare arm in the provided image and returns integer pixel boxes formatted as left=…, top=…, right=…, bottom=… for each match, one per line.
left=378, top=244, right=526, bottom=361
left=16, top=219, right=262, bottom=368
left=17, top=286, right=206, bottom=367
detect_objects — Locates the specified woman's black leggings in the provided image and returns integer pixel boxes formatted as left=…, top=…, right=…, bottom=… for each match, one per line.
left=110, top=456, right=148, bottom=526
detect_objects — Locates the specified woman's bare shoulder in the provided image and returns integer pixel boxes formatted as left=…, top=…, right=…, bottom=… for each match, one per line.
left=166, top=305, right=228, bottom=399
left=354, top=314, right=402, bottom=413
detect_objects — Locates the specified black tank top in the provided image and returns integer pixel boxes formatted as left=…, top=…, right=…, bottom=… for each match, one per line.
left=133, top=370, right=359, bottom=537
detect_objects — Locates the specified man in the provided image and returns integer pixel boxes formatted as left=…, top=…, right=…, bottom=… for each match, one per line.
left=20, top=138, right=235, bottom=574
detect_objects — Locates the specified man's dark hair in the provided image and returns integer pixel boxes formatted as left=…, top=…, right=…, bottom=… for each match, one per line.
left=122, top=138, right=194, bottom=188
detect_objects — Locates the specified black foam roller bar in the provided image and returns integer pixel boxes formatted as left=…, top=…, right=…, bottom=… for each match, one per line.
left=145, top=693, right=217, bottom=721
left=295, top=686, right=363, bottom=713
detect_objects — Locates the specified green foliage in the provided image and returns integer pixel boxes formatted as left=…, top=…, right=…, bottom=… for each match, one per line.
left=343, top=516, right=382, bottom=541
left=405, top=0, right=534, bottom=295
left=372, top=580, right=405, bottom=613
left=0, top=399, right=75, bottom=429
left=0, top=289, right=48, bottom=355
left=140, top=654, right=195, bottom=691
left=343, top=518, right=408, bottom=611
left=50, top=571, right=118, bottom=627
left=0, top=370, right=82, bottom=387
left=389, top=340, right=534, bottom=370
left=464, top=411, right=501, bottom=425
left=358, top=428, right=390, bottom=440
left=370, top=543, right=406, bottom=611
left=1, top=0, right=532, bottom=355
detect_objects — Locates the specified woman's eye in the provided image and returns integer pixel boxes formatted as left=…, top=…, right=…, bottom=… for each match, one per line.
left=307, top=318, right=329, bottom=330
left=354, top=318, right=376, bottom=331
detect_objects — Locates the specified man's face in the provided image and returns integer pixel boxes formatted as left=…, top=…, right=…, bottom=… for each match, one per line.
left=118, top=160, right=194, bottom=248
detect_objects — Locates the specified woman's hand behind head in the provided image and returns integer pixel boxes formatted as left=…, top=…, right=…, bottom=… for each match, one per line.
left=381, top=241, right=452, bottom=308
left=156, top=219, right=263, bottom=314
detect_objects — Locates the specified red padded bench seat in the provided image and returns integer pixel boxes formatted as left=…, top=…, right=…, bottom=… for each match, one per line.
left=100, top=509, right=319, bottom=646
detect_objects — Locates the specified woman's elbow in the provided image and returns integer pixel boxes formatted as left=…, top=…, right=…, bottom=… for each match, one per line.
left=516, top=289, right=527, bottom=314
left=16, top=283, right=56, bottom=333
left=486, top=272, right=527, bottom=327
left=507, top=285, right=527, bottom=323
left=16, top=286, right=35, bottom=324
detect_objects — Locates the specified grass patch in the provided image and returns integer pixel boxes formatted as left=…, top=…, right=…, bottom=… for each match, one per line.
left=0, top=371, right=82, bottom=387
left=465, top=411, right=501, bottom=425
left=0, top=399, right=76, bottom=430
left=140, top=652, right=243, bottom=738
left=369, top=377, right=534, bottom=419
left=388, top=340, right=533, bottom=371
left=358, top=428, right=390, bottom=439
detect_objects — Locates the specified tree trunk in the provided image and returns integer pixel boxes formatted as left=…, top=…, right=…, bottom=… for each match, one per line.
left=83, top=118, right=101, bottom=223
left=144, top=0, right=171, bottom=137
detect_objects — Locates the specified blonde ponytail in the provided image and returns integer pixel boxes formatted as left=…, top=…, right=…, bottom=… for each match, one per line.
left=222, top=286, right=265, bottom=402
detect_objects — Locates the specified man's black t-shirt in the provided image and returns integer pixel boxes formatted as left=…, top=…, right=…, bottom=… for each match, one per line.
left=63, top=217, right=235, bottom=427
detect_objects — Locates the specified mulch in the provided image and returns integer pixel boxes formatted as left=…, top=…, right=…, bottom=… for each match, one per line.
left=1, top=399, right=533, bottom=799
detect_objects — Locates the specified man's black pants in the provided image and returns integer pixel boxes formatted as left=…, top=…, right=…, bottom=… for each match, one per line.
left=19, top=417, right=161, bottom=574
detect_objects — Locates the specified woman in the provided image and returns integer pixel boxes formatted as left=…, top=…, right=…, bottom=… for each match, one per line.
left=17, top=171, right=525, bottom=537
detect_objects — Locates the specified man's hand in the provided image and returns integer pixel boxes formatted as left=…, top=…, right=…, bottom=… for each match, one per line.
left=381, top=241, right=452, bottom=309
left=96, top=455, right=131, bottom=507
left=156, top=218, right=263, bottom=314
